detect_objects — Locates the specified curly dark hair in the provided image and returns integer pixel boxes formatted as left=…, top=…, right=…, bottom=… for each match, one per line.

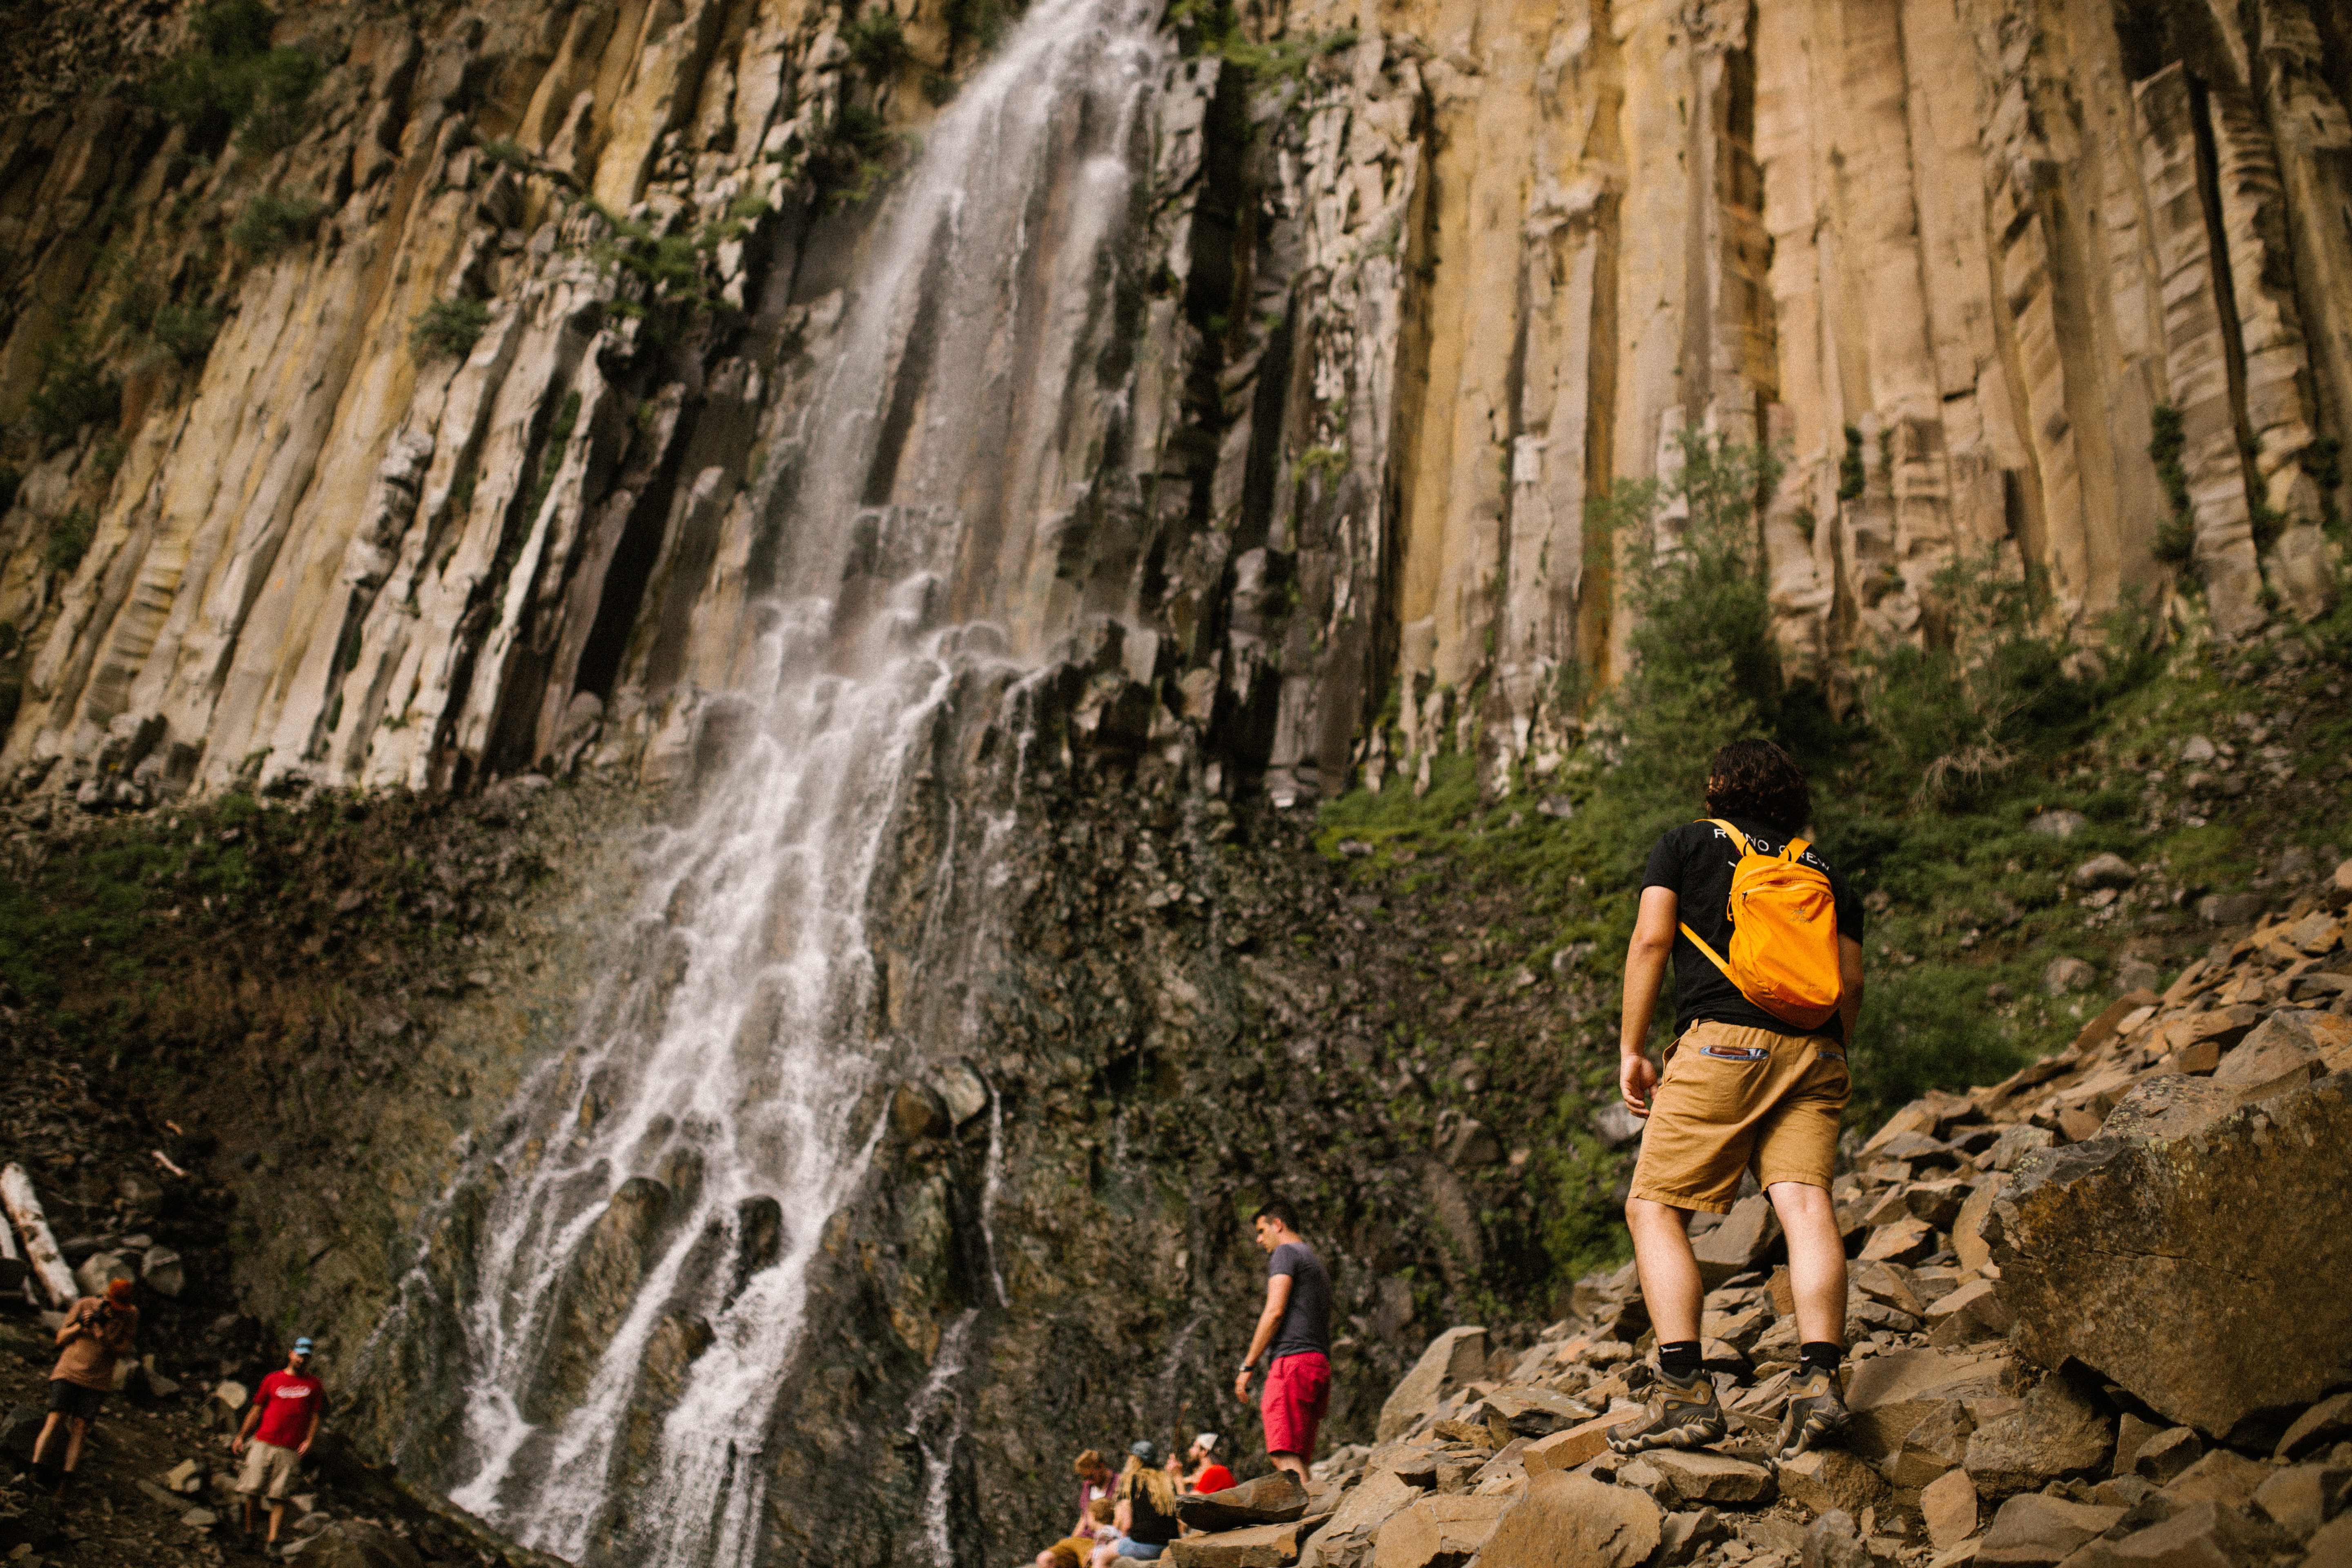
left=1704, top=739, right=1811, bottom=832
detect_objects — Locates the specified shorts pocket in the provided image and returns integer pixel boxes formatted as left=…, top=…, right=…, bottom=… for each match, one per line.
left=1807, top=1045, right=1853, bottom=1106
left=1674, top=1036, right=1774, bottom=1119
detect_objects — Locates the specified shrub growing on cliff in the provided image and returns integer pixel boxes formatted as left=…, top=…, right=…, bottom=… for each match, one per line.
left=151, top=0, right=324, bottom=156
left=45, top=507, right=96, bottom=576
left=2148, top=403, right=2196, bottom=567
left=229, top=191, right=327, bottom=258
left=409, top=296, right=491, bottom=361
left=843, top=9, right=909, bottom=74
left=151, top=304, right=226, bottom=366
left=1860, top=549, right=2072, bottom=806
left=25, top=342, right=121, bottom=443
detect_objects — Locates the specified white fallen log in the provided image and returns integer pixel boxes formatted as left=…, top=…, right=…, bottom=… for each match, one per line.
left=0, top=1164, right=80, bottom=1307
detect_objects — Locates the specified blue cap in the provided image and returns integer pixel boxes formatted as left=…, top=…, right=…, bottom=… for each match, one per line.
left=1129, top=1440, right=1160, bottom=1466
left=292, top=1338, right=314, bottom=1355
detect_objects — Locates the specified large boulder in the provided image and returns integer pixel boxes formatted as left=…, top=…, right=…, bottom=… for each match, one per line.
left=1990, top=1069, right=2352, bottom=1443
left=1691, top=1196, right=1782, bottom=1288
left=1298, top=1472, right=1425, bottom=1568
left=283, top=1521, right=428, bottom=1568
left=2047, top=1500, right=2292, bottom=1568
left=1641, top=1451, right=1776, bottom=1507
left=1182, top=1473, right=1309, bottom=1532
left=1842, top=1348, right=2016, bottom=1465
left=1964, top=1374, right=2114, bottom=1497
left=1479, top=1471, right=1662, bottom=1568
left=1, top=1403, right=42, bottom=1462
left=1372, top=1496, right=1512, bottom=1568
left=1974, top=1495, right=2124, bottom=1566
left=1170, top=1522, right=1313, bottom=1568
left=1377, top=1328, right=1488, bottom=1441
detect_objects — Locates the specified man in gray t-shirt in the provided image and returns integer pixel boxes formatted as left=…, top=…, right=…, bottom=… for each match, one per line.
left=1232, top=1201, right=1332, bottom=1479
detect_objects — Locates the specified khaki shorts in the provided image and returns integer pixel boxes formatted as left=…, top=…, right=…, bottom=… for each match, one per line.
left=1628, top=1021, right=1850, bottom=1214
left=237, top=1439, right=301, bottom=1500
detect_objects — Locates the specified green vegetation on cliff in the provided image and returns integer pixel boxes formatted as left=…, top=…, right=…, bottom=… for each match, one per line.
left=1320, top=434, right=2352, bottom=1280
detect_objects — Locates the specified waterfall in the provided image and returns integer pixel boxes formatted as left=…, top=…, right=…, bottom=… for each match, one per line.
left=906, top=1310, right=982, bottom=1568
left=430, top=3, right=1169, bottom=1563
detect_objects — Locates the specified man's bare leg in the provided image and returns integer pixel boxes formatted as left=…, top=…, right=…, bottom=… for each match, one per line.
left=1268, top=1451, right=1307, bottom=1482
left=31, top=1412, right=62, bottom=1466
left=1766, top=1180, right=1851, bottom=1460
left=1625, top=1197, right=1703, bottom=1344
left=61, top=1418, right=88, bottom=1472
left=1768, top=1182, right=1847, bottom=1344
left=1608, top=1196, right=1731, bottom=1454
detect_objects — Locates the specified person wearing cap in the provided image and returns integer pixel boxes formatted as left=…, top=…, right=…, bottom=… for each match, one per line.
left=234, top=1338, right=327, bottom=1558
left=1181, top=1434, right=1234, bottom=1497
left=31, top=1276, right=139, bottom=1494
left=1088, top=1440, right=1180, bottom=1566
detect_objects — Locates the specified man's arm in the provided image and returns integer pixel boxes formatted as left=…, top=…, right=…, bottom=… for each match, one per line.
left=1231, top=1275, right=1294, bottom=1403
left=298, top=1401, right=322, bottom=1457
left=1619, top=886, right=1679, bottom=1115
left=234, top=1396, right=263, bottom=1454
left=1837, top=935, right=1864, bottom=1043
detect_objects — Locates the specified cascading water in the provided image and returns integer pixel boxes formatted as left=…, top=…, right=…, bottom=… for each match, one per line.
left=420, top=4, right=1171, bottom=1564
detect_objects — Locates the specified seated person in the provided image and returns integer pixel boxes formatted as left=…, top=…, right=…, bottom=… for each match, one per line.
left=1090, top=1442, right=1180, bottom=1565
left=1038, top=1501, right=1114, bottom=1568
left=1183, top=1433, right=1234, bottom=1496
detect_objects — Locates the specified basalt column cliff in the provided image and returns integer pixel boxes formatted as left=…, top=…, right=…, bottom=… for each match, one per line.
left=3, top=0, right=2348, bottom=811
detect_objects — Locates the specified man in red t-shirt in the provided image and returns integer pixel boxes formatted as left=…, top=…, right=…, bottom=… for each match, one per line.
left=233, top=1338, right=326, bottom=1557
left=1183, top=1433, right=1234, bottom=1497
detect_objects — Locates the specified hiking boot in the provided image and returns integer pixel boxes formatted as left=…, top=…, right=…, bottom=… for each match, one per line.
left=1775, top=1366, right=1849, bottom=1461
left=1606, top=1368, right=1728, bottom=1454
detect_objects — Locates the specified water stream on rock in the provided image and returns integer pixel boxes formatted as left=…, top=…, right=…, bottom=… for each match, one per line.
left=430, top=3, right=1169, bottom=1562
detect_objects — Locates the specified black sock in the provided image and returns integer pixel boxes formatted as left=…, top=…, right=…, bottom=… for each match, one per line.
left=1659, top=1341, right=1704, bottom=1383
left=1800, top=1341, right=1844, bottom=1379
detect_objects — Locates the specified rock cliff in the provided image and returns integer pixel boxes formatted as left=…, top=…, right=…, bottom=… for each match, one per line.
left=2, top=0, right=2348, bottom=808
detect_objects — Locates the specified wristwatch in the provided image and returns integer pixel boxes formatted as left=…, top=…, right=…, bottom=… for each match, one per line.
left=1238, top=1361, right=1255, bottom=1373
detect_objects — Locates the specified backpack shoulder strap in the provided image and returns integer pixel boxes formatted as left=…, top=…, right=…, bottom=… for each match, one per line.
left=1677, top=922, right=1734, bottom=979
left=1705, top=817, right=1753, bottom=857
left=1784, top=836, right=1811, bottom=863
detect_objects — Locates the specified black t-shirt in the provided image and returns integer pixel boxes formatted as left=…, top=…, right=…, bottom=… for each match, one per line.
left=1121, top=1474, right=1179, bottom=1545
left=1641, top=817, right=1864, bottom=1042
left=1266, top=1241, right=1331, bottom=1359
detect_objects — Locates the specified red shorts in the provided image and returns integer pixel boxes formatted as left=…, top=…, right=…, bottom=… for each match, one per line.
left=1261, top=1352, right=1330, bottom=1458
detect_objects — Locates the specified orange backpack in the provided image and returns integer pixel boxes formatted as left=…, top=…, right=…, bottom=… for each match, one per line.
left=1678, top=819, right=1844, bottom=1030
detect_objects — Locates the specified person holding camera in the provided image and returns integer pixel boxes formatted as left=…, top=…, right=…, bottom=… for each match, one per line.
left=31, top=1276, right=139, bottom=1494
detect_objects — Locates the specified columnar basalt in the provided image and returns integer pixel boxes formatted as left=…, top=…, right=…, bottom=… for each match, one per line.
left=4, top=0, right=2347, bottom=812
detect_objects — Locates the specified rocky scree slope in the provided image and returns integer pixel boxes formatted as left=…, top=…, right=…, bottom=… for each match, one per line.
left=5, top=622, right=2351, bottom=1568
left=1154, top=859, right=2352, bottom=1568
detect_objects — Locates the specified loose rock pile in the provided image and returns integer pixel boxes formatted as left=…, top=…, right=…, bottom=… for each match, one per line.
left=1160, top=863, right=2352, bottom=1568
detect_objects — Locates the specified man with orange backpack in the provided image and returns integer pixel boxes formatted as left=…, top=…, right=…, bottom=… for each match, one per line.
left=1609, top=739, right=1864, bottom=1462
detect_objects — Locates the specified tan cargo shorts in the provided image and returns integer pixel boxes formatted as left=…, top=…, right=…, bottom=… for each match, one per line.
left=1628, top=1020, right=1850, bottom=1214
left=236, top=1439, right=301, bottom=1500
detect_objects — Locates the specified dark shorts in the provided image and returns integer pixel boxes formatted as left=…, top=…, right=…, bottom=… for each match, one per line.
left=47, top=1380, right=105, bottom=1422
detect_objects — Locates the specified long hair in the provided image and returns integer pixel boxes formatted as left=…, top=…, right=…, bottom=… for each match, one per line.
left=1120, top=1455, right=1177, bottom=1515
